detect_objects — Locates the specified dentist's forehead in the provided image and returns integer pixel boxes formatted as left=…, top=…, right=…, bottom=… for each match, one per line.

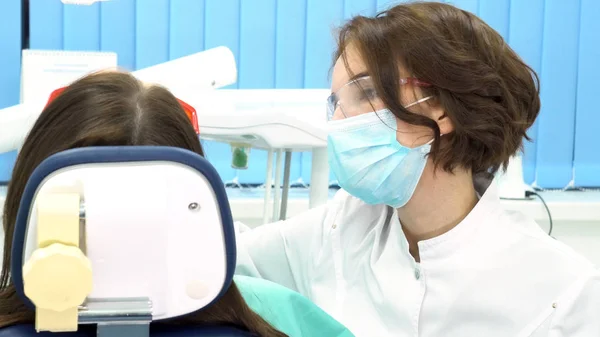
left=331, top=45, right=368, bottom=93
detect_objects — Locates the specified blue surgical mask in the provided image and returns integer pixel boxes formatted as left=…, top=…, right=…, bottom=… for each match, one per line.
left=327, top=107, right=433, bottom=208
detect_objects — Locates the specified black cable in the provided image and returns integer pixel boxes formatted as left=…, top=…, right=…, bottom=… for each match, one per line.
left=526, top=190, right=553, bottom=236
left=21, top=0, right=30, bottom=50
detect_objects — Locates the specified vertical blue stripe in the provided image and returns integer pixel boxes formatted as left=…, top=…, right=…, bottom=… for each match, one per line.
left=344, top=0, right=377, bottom=19
left=63, top=3, right=101, bottom=51
left=12, top=0, right=600, bottom=188
left=0, top=0, right=22, bottom=108
left=302, top=0, right=344, bottom=181
left=478, top=0, right=510, bottom=39
left=236, top=0, right=277, bottom=183
left=535, top=0, right=581, bottom=188
left=376, top=0, right=402, bottom=12
left=0, top=0, right=21, bottom=181
left=239, top=0, right=276, bottom=89
left=0, top=152, right=18, bottom=183
left=275, top=0, right=307, bottom=89
left=135, top=0, right=170, bottom=70
left=29, top=0, right=63, bottom=49
left=169, top=0, right=205, bottom=60
left=304, top=0, right=344, bottom=88
left=204, top=0, right=241, bottom=89
left=573, top=0, right=600, bottom=187
left=202, top=0, right=241, bottom=181
left=508, top=0, right=545, bottom=185
left=449, top=0, right=478, bottom=14
left=100, top=0, right=136, bottom=71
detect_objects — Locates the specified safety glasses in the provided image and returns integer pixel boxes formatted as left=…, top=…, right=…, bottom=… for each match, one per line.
left=326, top=76, right=431, bottom=121
left=46, top=86, right=200, bottom=135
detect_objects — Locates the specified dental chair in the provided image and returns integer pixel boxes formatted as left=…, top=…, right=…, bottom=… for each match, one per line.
left=0, top=146, right=253, bottom=337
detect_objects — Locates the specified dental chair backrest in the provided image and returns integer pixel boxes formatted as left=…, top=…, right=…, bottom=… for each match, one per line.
left=1, top=146, right=252, bottom=337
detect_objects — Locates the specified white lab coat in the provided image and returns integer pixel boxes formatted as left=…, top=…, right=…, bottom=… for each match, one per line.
left=235, top=176, right=600, bottom=337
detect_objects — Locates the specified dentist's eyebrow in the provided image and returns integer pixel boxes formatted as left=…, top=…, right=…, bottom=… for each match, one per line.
left=331, top=72, right=369, bottom=94
left=348, top=72, right=369, bottom=82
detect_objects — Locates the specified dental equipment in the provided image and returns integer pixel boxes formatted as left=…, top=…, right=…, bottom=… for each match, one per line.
left=185, top=88, right=330, bottom=223
left=3, top=146, right=251, bottom=337
left=1, top=46, right=331, bottom=224
left=0, top=46, right=236, bottom=154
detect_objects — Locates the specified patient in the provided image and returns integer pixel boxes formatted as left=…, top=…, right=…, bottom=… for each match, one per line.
left=0, top=71, right=287, bottom=336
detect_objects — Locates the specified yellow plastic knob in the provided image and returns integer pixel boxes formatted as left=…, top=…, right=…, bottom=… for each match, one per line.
left=23, top=243, right=92, bottom=312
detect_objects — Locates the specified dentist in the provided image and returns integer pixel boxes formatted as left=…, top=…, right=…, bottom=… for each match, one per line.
left=236, top=2, right=600, bottom=336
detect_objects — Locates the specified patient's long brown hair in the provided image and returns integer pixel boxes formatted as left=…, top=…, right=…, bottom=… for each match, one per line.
left=0, top=71, right=286, bottom=337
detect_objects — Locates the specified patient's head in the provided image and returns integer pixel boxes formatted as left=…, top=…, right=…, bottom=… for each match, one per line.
left=0, top=71, right=286, bottom=336
left=4, top=71, right=203, bottom=268
left=23, top=70, right=202, bottom=161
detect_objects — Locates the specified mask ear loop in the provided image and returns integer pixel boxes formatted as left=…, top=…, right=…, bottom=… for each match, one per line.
left=404, top=95, right=433, bottom=109
left=402, top=95, right=440, bottom=145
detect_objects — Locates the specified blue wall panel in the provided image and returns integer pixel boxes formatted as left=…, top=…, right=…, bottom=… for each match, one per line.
left=478, top=0, right=510, bottom=40
left=202, top=0, right=241, bottom=181
left=573, top=0, right=600, bottom=187
left=0, top=0, right=597, bottom=188
left=301, top=0, right=344, bottom=184
left=239, top=0, right=276, bottom=89
left=376, top=0, right=405, bottom=11
left=508, top=0, right=545, bottom=185
left=204, top=0, right=240, bottom=90
left=236, top=0, right=277, bottom=183
left=100, top=1, right=136, bottom=70
left=536, top=0, right=581, bottom=188
left=0, top=0, right=21, bottom=182
left=304, top=0, right=344, bottom=89
left=345, top=0, right=377, bottom=18
left=275, top=0, right=307, bottom=89
left=169, top=0, right=205, bottom=61
left=274, top=0, right=306, bottom=182
left=135, top=0, right=170, bottom=70
left=64, top=4, right=101, bottom=51
left=448, top=0, right=478, bottom=14
left=30, top=0, right=63, bottom=50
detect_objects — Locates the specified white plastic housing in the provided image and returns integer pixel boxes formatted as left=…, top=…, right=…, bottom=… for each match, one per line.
left=23, top=162, right=228, bottom=320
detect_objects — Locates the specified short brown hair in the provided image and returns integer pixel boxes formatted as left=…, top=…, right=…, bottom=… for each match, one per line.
left=335, top=1, right=540, bottom=174
left=0, top=71, right=286, bottom=336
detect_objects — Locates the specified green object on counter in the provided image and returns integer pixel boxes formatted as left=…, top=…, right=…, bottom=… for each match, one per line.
left=235, top=275, right=355, bottom=337
left=231, top=146, right=249, bottom=169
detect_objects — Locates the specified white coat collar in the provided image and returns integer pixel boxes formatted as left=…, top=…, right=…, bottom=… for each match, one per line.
left=397, top=173, right=502, bottom=262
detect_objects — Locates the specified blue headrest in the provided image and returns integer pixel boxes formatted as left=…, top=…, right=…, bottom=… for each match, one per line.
left=6, top=146, right=246, bottom=336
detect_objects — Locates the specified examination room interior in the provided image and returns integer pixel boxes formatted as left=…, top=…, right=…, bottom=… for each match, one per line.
left=0, top=0, right=599, bottom=268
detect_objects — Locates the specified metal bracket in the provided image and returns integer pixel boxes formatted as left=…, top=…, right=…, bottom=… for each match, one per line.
left=78, top=297, right=152, bottom=337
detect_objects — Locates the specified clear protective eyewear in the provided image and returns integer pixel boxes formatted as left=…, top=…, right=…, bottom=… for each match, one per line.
left=326, top=76, right=432, bottom=128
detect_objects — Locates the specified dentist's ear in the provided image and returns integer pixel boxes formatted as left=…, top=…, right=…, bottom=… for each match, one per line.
left=428, top=101, right=454, bottom=135
left=437, top=112, right=454, bottom=135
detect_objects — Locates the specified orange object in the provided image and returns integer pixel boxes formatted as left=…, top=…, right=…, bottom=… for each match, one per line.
left=45, top=87, right=200, bottom=135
